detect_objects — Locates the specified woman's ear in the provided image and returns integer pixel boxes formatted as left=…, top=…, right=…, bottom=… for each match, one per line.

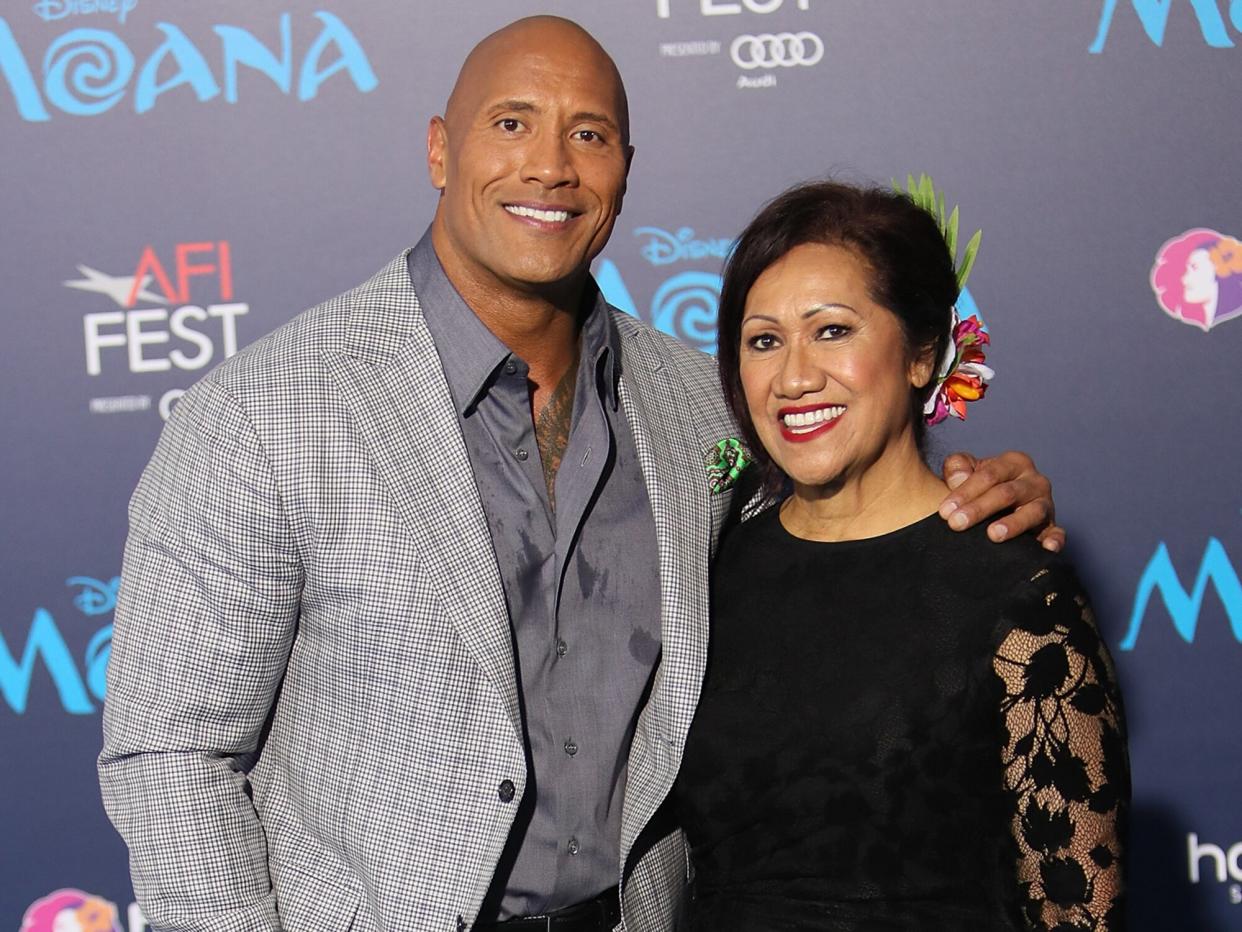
left=909, top=339, right=939, bottom=390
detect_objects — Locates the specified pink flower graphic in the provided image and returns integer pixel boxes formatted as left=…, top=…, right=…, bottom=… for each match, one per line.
left=1151, top=228, right=1242, bottom=332
left=21, top=889, right=122, bottom=932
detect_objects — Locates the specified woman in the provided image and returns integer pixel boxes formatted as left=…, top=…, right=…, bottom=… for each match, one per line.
left=677, top=181, right=1129, bottom=931
left=1180, top=236, right=1242, bottom=329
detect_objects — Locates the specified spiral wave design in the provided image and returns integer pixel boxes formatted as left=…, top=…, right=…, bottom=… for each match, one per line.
left=42, top=29, right=135, bottom=115
left=650, top=271, right=722, bottom=354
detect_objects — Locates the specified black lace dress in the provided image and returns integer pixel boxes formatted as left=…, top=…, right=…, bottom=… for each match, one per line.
left=676, top=506, right=1129, bottom=931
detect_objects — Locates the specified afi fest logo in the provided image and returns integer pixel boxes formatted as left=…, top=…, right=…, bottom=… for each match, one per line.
left=1189, top=834, right=1242, bottom=905
left=1151, top=229, right=1242, bottom=332
left=0, top=10, right=377, bottom=122
left=597, top=226, right=731, bottom=354
left=653, top=0, right=822, bottom=89
left=71, top=240, right=248, bottom=419
left=1, top=576, right=116, bottom=715
left=1091, top=0, right=1242, bottom=50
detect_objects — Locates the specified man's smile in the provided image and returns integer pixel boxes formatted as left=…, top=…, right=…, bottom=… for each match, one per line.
left=503, top=202, right=582, bottom=227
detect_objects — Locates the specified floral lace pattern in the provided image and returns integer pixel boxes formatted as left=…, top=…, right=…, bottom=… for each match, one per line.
left=678, top=509, right=1130, bottom=931
left=994, top=567, right=1130, bottom=931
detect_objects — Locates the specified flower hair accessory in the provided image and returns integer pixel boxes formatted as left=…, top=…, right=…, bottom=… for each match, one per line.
left=705, top=437, right=752, bottom=494
left=924, top=307, right=994, bottom=425
left=893, top=173, right=992, bottom=425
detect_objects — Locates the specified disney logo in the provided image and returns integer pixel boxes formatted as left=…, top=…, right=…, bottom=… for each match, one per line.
left=67, top=575, right=121, bottom=615
left=635, top=227, right=733, bottom=266
left=32, top=0, right=137, bottom=25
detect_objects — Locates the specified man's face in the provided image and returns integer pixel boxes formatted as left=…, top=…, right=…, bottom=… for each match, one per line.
left=427, top=28, right=633, bottom=301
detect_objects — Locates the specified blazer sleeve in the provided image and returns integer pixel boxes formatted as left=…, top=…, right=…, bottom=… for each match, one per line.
left=99, top=377, right=302, bottom=931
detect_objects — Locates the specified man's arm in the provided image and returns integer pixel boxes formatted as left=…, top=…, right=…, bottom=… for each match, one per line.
left=99, top=378, right=301, bottom=931
left=937, top=450, right=1064, bottom=551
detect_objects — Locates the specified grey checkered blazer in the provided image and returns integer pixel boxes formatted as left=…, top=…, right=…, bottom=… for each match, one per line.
left=99, top=253, right=742, bottom=931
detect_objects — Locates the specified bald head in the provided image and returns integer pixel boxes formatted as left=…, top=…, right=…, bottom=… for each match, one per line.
left=445, top=16, right=630, bottom=145
left=424, top=15, right=635, bottom=308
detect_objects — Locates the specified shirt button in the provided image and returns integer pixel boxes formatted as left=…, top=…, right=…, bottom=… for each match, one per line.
left=515, top=448, right=528, bottom=461
left=567, top=837, right=580, bottom=856
left=555, top=638, right=568, bottom=657
left=564, top=739, right=578, bottom=757
left=504, top=360, right=517, bottom=376
left=497, top=779, right=515, bottom=803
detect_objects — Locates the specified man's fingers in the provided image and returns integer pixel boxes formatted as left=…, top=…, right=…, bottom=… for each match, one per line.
left=938, top=458, right=1021, bottom=523
left=942, top=481, right=1027, bottom=532
left=1035, top=522, right=1066, bottom=552
left=982, top=497, right=1055, bottom=543
left=938, top=450, right=1059, bottom=544
left=941, top=451, right=978, bottom=490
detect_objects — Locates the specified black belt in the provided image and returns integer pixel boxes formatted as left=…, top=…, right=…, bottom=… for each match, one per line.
left=472, top=887, right=621, bottom=932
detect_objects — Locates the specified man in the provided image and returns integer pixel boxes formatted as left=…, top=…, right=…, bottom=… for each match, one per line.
left=99, top=16, right=1058, bottom=932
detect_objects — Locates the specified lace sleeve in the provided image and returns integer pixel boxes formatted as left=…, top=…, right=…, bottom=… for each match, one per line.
left=992, top=565, right=1130, bottom=931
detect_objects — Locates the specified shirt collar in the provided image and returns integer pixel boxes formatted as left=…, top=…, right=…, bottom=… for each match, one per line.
left=579, top=275, right=622, bottom=413
left=407, top=228, right=621, bottom=415
left=408, top=231, right=507, bottom=417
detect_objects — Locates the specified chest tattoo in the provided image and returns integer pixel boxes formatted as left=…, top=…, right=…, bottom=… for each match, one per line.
left=535, top=361, right=577, bottom=511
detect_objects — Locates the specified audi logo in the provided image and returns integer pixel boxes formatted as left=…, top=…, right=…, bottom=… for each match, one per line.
left=730, top=32, right=824, bottom=70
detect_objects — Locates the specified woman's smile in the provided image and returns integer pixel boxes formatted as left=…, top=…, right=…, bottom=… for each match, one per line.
left=777, top=403, right=846, bottom=442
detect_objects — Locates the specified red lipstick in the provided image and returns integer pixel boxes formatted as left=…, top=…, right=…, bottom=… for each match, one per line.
left=776, top=404, right=845, bottom=443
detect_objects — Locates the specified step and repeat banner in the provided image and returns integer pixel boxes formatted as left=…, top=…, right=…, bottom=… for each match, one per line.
left=2, top=1, right=1240, bottom=929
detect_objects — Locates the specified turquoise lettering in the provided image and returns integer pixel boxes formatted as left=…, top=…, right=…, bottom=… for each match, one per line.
left=1121, top=538, right=1242, bottom=649
left=43, top=26, right=133, bottom=115
left=134, top=22, right=219, bottom=114
left=0, top=17, right=50, bottom=121
left=215, top=14, right=292, bottom=103
left=297, top=11, right=378, bottom=101
left=1091, top=0, right=1236, bottom=52
left=0, top=609, right=94, bottom=714
left=84, top=624, right=112, bottom=702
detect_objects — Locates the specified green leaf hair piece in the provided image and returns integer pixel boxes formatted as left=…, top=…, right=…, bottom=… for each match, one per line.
left=891, top=173, right=982, bottom=289
left=958, top=228, right=982, bottom=290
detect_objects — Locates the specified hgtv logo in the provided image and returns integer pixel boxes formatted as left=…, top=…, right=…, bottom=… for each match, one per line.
left=1188, top=833, right=1242, bottom=905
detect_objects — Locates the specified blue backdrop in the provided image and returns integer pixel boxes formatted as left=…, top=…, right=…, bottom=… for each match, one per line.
left=3, top=1, right=1241, bottom=928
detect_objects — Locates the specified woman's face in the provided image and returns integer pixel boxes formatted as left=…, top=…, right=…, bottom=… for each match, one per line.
left=1183, top=248, right=1218, bottom=304
left=739, top=242, right=933, bottom=492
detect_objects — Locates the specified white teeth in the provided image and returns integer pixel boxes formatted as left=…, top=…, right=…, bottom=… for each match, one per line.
left=782, top=406, right=845, bottom=430
left=505, top=205, right=571, bottom=223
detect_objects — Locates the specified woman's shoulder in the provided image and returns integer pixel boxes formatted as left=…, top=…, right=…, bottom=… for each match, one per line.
left=948, top=530, right=1105, bottom=671
left=929, top=519, right=1072, bottom=599
left=910, top=520, right=1099, bottom=653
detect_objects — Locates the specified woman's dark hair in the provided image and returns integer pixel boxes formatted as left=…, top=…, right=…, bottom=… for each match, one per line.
left=716, top=180, right=960, bottom=496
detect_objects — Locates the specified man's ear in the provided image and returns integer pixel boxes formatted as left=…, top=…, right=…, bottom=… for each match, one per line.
left=616, top=144, right=635, bottom=210
left=427, top=116, right=448, bottom=191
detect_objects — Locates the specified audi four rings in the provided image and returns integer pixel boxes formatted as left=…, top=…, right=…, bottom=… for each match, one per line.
left=730, top=32, right=825, bottom=69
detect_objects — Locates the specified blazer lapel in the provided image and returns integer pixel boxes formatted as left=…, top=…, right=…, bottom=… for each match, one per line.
left=321, top=255, right=521, bottom=742
left=615, top=325, right=713, bottom=869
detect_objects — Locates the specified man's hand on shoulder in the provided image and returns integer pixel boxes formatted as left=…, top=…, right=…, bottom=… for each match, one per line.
left=937, top=450, right=1064, bottom=552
